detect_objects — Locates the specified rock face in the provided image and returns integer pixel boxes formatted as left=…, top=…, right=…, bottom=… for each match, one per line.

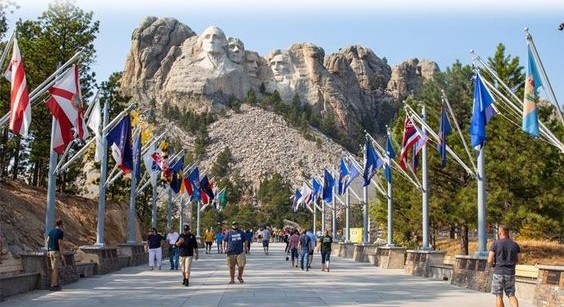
left=386, top=58, right=439, bottom=101
left=121, top=17, right=438, bottom=137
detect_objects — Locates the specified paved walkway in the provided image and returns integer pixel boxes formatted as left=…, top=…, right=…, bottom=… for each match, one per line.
left=2, top=243, right=534, bottom=307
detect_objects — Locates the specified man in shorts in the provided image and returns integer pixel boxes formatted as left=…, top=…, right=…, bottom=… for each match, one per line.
left=261, top=227, right=271, bottom=255
left=222, top=221, right=247, bottom=284
left=176, top=225, right=199, bottom=286
left=487, top=225, right=521, bottom=307
left=46, top=219, right=65, bottom=291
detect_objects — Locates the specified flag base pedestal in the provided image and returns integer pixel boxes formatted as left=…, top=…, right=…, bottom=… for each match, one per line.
left=451, top=255, right=491, bottom=292
left=117, top=243, right=147, bottom=267
left=353, top=243, right=375, bottom=263
left=79, top=246, right=120, bottom=275
left=374, top=246, right=406, bottom=269
left=405, top=250, right=446, bottom=277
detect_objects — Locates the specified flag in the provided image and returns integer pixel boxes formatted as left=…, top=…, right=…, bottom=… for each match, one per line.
left=411, top=118, right=429, bottom=171
left=106, top=114, right=133, bottom=173
left=470, top=73, right=496, bottom=150
left=437, top=107, right=452, bottom=168
left=292, top=188, right=302, bottom=212
left=522, top=46, right=542, bottom=137
left=188, top=167, right=201, bottom=201
left=363, top=139, right=382, bottom=186
left=46, top=64, right=88, bottom=154
left=200, top=175, right=214, bottom=202
left=384, top=134, right=395, bottom=183
left=322, top=169, right=335, bottom=203
left=132, top=131, right=142, bottom=180
left=300, top=182, right=313, bottom=205
left=217, top=188, right=227, bottom=211
left=5, top=38, right=31, bottom=136
left=87, top=98, right=103, bottom=162
left=143, top=144, right=161, bottom=187
left=345, top=159, right=360, bottom=190
left=399, top=116, right=420, bottom=170
left=169, top=156, right=184, bottom=193
left=337, top=158, right=349, bottom=195
left=180, top=177, right=193, bottom=197
left=312, top=177, right=322, bottom=203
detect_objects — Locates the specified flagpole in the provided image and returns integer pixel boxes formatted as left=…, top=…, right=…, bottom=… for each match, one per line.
left=196, top=201, right=201, bottom=238
left=362, top=185, right=368, bottom=244
left=151, top=182, right=157, bottom=228
left=45, top=117, right=58, bottom=238
left=179, top=195, right=185, bottom=230
left=332, top=183, right=337, bottom=239
left=345, top=187, right=350, bottom=243
left=127, top=131, right=140, bottom=244
left=167, top=187, right=173, bottom=229
left=312, top=203, right=316, bottom=235
left=476, top=146, right=488, bottom=257
left=421, top=105, right=431, bottom=250
left=321, top=199, right=326, bottom=233
left=386, top=128, right=394, bottom=247
left=95, top=100, right=110, bottom=246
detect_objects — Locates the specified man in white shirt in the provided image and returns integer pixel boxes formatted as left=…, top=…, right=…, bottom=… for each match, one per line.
left=166, top=227, right=180, bottom=270
left=261, top=228, right=271, bottom=255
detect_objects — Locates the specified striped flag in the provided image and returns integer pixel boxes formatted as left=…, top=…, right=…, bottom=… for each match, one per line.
left=522, top=46, right=542, bottom=137
left=5, top=38, right=31, bottom=136
left=399, top=115, right=420, bottom=170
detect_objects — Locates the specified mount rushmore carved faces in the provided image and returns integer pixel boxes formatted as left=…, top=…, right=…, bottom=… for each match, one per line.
left=227, top=37, right=245, bottom=64
left=269, top=51, right=292, bottom=82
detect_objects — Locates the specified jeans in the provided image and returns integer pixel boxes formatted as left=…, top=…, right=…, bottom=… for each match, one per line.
left=321, top=251, right=330, bottom=264
left=169, top=246, right=179, bottom=269
left=300, top=248, right=309, bottom=269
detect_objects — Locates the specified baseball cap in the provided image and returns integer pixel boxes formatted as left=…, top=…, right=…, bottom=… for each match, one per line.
left=183, top=225, right=190, bottom=231
left=231, top=221, right=238, bottom=225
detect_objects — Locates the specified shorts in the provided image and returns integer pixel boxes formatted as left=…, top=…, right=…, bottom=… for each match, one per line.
left=226, top=253, right=246, bottom=269
left=262, top=240, right=269, bottom=247
left=179, top=256, right=193, bottom=272
left=321, top=251, right=331, bottom=263
left=491, top=274, right=516, bottom=297
left=205, top=242, right=212, bottom=247
left=308, top=250, right=314, bottom=256
left=48, top=251, right=62, bottom=269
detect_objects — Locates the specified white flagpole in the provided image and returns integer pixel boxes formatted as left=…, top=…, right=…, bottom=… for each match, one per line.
left=421, top=105, right=431, bottom=250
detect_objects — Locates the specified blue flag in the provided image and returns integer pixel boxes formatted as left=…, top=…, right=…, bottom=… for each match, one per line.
left=312, top=177, right=322, bottom=203
left=292, top=188, right=302, bottom=212
left=337, top=158, right=349, bottom=195
left=522, top=46, right=542, bottom=137
left=106, top=114, right=133, bottom=173
left=437, top=107, right=452, bottom=168
left=345, top=158, right=360, bottom=190
left=132, top=132, right=142, bottom=180
left=188, top=167, right=200, bottom=201
left=470, top=73, right=496, bottom=150
left=322, top=169, right=335, bottom=203
left=363, top=139, right=383, bottom=187
left=169, top=157, right=184, bottom=194
left=384, top=135, right=395, bottom=183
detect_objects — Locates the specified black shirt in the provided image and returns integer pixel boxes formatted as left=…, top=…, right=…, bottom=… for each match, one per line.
left=178, top=233, right=198, bottom=257
left=489, top=238, right=521, bottom=275
left=147, top=233, right=163, bottom=249
left=320, top=235, right=333, bottom=253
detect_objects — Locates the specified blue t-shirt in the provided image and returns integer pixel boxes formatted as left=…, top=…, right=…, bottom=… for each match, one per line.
left=215, top=233, right=224, bottom=243
left=489, top=238, right=520, bottom=275
left=147, top=233, right=163, bottom=249
left=223, top=229, right=246, bottom=255
left=48, top=228, right=64, bottom=251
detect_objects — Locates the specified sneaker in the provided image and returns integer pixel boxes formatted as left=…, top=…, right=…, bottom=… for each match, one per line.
left=322, top=268, right=326, bottom=272
left=182, top=278, right=187, bottom=286
left=185, top=280, right=189, bottom=287
left=49, top=285, right=61, bottom=291
left=149, top=266, right=154, bottom=271
left=327, top=268, right=330, bottom=272
left=170, top=268, right=174, bottom=270
left=158, top=266, right=162, bottom=270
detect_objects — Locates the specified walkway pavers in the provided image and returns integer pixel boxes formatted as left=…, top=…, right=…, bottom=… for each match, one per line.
left=1, top=243, right=534, bottom=307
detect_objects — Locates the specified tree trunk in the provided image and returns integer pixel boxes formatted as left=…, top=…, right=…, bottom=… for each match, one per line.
left=11, top=137, right=21, bottom=180
left=0, top=128, right=8, bottom=178
left=460, top=222, right=469, bottom=255
left=32, top=161, right=39, bottom=186
left=449, top=225, right=456, bottom=239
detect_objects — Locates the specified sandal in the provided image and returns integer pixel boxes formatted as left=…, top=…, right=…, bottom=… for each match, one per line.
left=228, top=281, right=235, bottom=285
left=238, top=278, right=244, bottom=284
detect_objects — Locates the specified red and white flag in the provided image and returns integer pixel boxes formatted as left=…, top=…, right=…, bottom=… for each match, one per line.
left=46, top=64, right=88, bottom=154
left=4, top=38, right=31, bottom=136
left=399, top=115, right=421, bottom=170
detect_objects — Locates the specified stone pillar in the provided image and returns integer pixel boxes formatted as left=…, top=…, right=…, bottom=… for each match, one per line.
left=405, top=250, right=446, bottom=277
left=376, top=246, right=406, bottom=269
left=535, top=265, right=563, bottom=307
left=353, top=243, right=374, bottom=262
left=20, top=252, right=79, bottom=290
left=79, top=246, right=120, bottom=275
left=117, top=243, right=148, bottom=267
left=450, top=255, right=491, bottom=292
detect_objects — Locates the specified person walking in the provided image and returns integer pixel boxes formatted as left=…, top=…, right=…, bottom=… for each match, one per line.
left=166, top=227, right=180, bottom=270
left=317, top=229, right=333, bottom=272
left=288, top=229, right=300, bottom=268
left=487, top=225, right=521, bottom=307
left=306, top=229, right=317, bottom=269
left=45, top=219, right=65, bottom=291
left=261, top=227, right=271, bottom=255
left=204, top=228, right=214, bottom=254
left=297, top=230, right=311, bottom=271
left=215, top=229, right=225, bottom=253
left=176, top=225, right=199, bottom=286
left=222, top=221, right=248, bottom=284
left=146, top=228, right=163, bottom=270
left=245, top=229, right=252, bottom=254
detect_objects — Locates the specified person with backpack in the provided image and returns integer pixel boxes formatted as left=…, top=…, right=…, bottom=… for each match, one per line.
left=297, top=230, right=312, bottom=271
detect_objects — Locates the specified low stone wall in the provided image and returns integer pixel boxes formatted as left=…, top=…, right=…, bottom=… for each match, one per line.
left=79, top=246, right=120, bottom=275
left=450, top=255, right=491, bottom=292
left=430, top=264, right=453, bottom=281
left=375, top=247, right=406, bottom=269
left=405, top=250, right=446, bottom=277
left=76, top=263, right=96, bottom=278
left=117, top=244, right=147, bottom=267
left=20, top=252, right=79, bottom=290
left=0, top=272, right=39, bottom=299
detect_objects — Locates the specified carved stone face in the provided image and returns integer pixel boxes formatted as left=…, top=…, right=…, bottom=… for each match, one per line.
left=227, top=37, right=245, bottom=64
left=269, top=54, right=290, bottom=81
left=245, top=52, right=259, bottom=78
left=200, top=26, right=227, bottom=55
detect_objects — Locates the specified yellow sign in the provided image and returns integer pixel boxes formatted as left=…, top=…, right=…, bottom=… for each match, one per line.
left=349, top=228, right=363, bottom=243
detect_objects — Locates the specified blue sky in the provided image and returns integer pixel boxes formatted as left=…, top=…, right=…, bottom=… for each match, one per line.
left=9, top=0, right=564, bottom=103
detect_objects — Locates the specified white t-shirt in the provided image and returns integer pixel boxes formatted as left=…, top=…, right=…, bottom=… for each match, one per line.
left=166, top=232, right=180, bottom=245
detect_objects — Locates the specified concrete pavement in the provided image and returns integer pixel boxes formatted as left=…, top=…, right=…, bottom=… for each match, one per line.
left=1, top=243, right=534, bottom=307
